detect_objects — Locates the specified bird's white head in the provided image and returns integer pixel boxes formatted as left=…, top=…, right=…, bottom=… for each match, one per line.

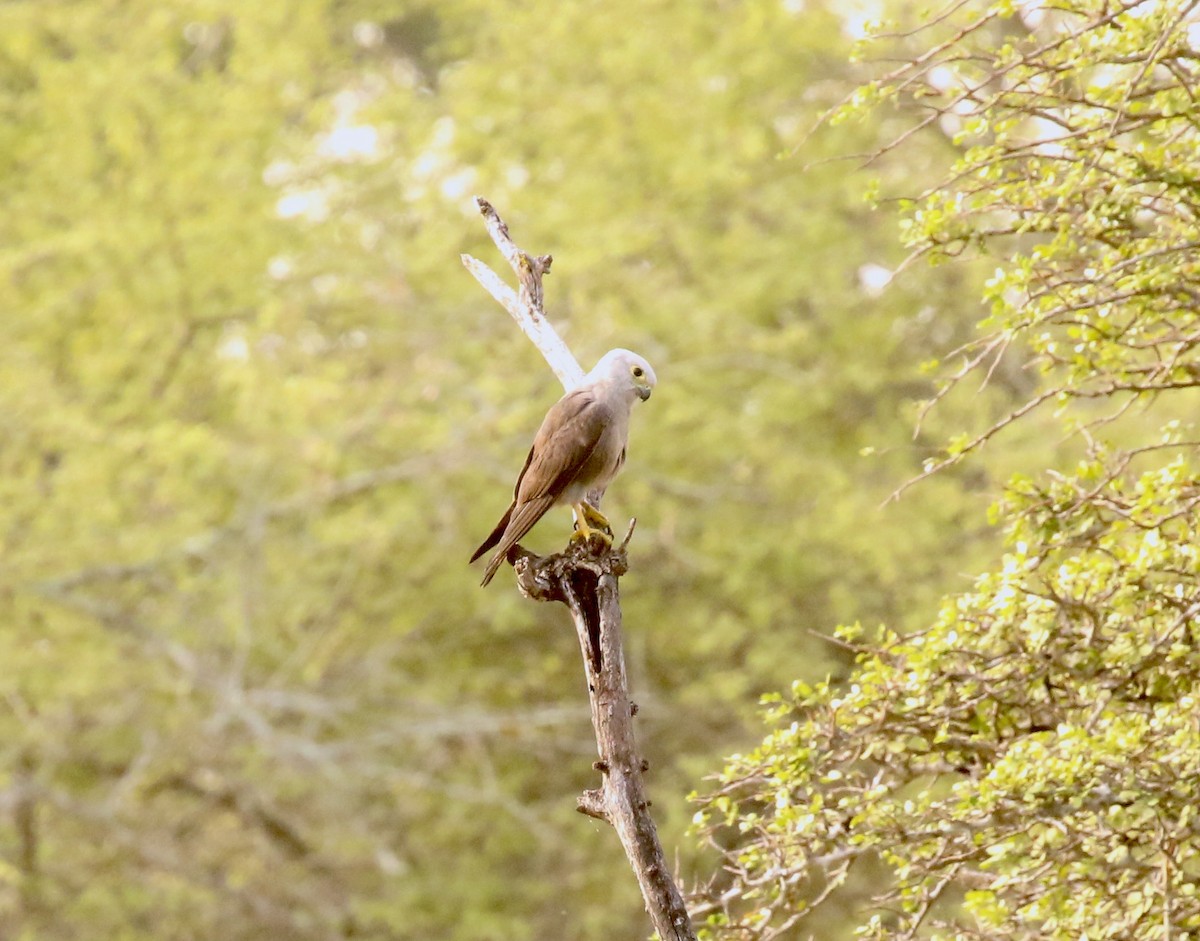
left=588, top=348, right=657, bottom=402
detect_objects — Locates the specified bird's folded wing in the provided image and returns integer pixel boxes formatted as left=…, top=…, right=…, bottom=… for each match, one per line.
left=472, top=389, right=613, bottom=585
left=516, top=388, right=611, bottom=504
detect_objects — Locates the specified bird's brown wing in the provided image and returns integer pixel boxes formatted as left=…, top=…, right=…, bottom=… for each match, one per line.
left=515, top=389, right=611, bottom=501
left=474, top=389, right=609, bottom=586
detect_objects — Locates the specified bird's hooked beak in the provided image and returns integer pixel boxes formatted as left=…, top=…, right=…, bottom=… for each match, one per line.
left=636, top=386, right=652, bottom=402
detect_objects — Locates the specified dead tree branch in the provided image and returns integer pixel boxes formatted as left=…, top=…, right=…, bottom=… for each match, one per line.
left=465, top=199, right=695, bottom=941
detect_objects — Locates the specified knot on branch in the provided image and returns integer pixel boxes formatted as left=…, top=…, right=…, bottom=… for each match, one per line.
left=577, top=788, right=608, bottom=821
left=517, top=251, right=553, bottom=279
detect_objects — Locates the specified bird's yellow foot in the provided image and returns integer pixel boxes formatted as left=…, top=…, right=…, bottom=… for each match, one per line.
left=576, top=501, right=613, bottom=535
left=570, top=532, right=614, bottom=550
left=571, top=503, right=613, bottom=545
left=569, top=520, right=614, bottom=546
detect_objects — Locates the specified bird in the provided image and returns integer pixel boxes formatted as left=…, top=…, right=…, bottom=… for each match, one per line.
left=470, top=348, right=657, bottom=586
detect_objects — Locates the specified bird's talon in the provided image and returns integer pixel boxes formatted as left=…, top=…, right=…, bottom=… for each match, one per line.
left=578, top=502, right=612, bottom=534
left=569, top=525, right=612, bottom=549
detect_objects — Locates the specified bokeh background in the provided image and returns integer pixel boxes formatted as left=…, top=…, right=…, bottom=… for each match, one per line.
left=0, top=1, right=1049, bottom=938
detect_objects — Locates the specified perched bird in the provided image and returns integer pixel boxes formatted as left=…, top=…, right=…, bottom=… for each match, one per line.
left=470, top=348, right=657, bottom=586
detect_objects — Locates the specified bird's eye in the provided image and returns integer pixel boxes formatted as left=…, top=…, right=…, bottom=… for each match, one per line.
left=632, top=366, right=644, bottom=378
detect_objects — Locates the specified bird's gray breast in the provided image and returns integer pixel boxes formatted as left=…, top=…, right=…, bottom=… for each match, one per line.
left=562, top=402, right=630, bottom=503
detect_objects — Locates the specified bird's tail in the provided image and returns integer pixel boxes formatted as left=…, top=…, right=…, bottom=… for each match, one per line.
left=480, top=551, right=506, bottom=587
left=473, top=495, right=556, bottom=586
left=469, top=503, right=514, bottom=565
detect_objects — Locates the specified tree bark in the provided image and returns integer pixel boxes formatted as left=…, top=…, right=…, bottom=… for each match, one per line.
left=464, top=198, right=696, bottom=941
left=512, top=540, right=696, bottom=941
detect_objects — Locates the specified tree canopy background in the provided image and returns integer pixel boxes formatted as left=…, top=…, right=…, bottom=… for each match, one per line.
left=0, top=1, right=1062, bottom=939
left=696, top=1, right=1200, bottom=939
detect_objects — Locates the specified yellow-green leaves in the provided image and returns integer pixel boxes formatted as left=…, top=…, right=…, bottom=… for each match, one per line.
left=695, top=1, right=1200, bottom=938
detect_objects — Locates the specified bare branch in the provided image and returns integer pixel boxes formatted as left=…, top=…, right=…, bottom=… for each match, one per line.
left=515, top=540, right=696, bottom=941
left=461, top=196, right=584, bottom=390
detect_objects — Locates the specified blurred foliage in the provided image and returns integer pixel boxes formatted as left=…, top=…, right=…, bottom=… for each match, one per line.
left=696, top=1, right=1200, bottom=939
left=0, top=1, right=1045, bottom=939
